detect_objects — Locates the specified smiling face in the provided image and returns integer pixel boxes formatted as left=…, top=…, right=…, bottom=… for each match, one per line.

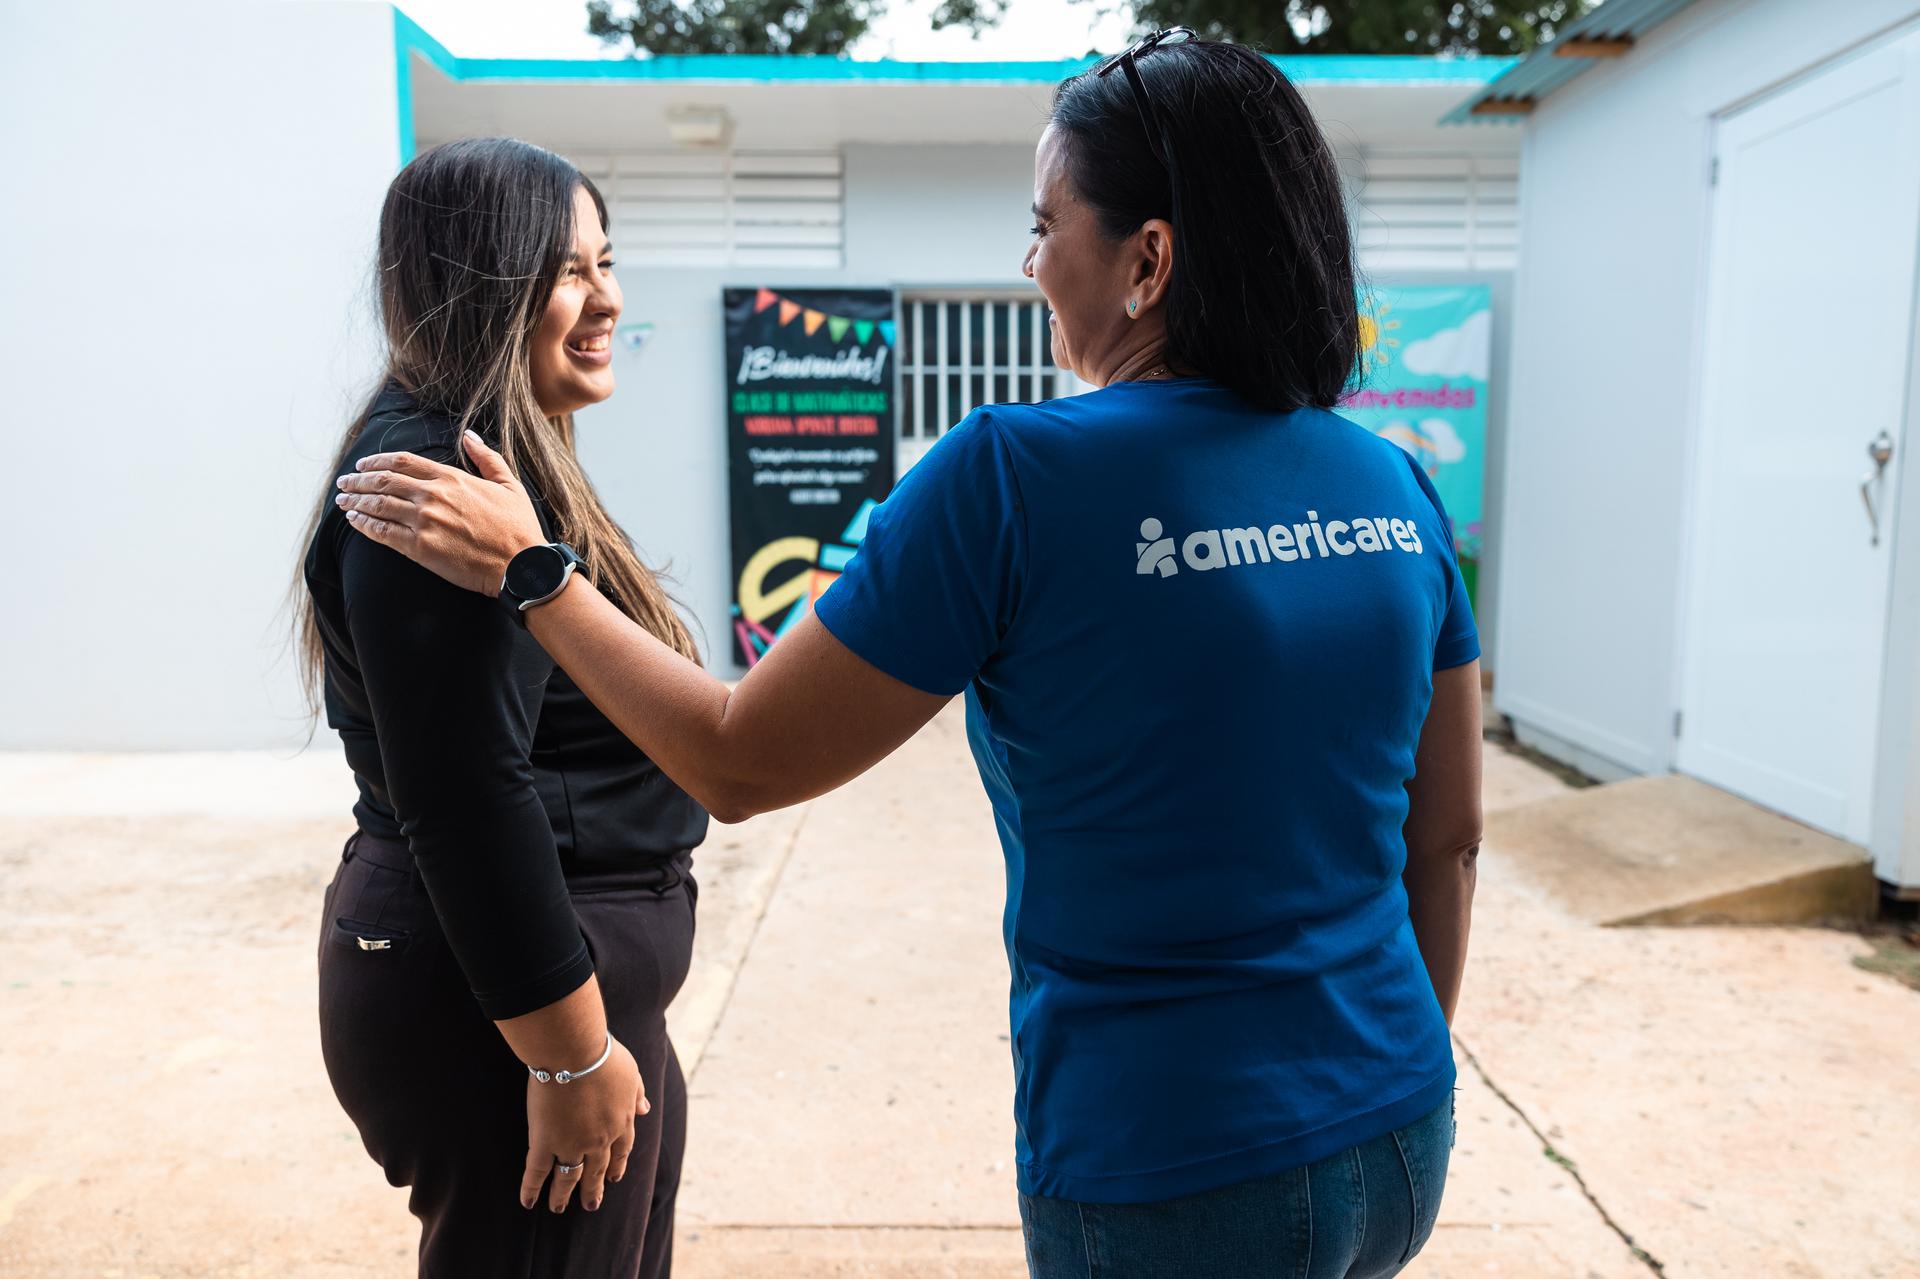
left=529, top=185, right=621, bottom=417
left=1022, top=123, right=1173, bottom=386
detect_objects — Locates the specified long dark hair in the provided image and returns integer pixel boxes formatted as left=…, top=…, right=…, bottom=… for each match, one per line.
left=1051, top=41, right=1359, bottom=412
left=295, top=137, right=698, bottom=713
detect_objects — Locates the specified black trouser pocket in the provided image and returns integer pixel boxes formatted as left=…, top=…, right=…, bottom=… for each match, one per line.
left=327, top=915, right=413, bottom=955
left=322, top=848, right=437, bottom=960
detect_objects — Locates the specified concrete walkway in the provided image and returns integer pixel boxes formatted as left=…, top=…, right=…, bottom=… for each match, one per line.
left=1, top=713, right=1916, bottom=1277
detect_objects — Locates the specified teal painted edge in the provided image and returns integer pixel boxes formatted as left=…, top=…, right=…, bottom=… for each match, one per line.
left=392, top=6, right=462, bottom=162
left=387, top=8, right=1514, bottom=88
left=394, top=6, right=459, bottom=79
left=393, top=8, right=414, bottom=163
left=445, top=53, right=1515, bottom=86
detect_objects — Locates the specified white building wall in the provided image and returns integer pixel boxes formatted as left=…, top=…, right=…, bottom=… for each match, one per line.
left=1496, top=0, right=1920, bottom=783
left=0, top=17, right=1519, bottom=748
left=575, top=143, right=1037, bottom=672
left=586, top=139, right=1527, bottom=679
left=0, top=0, right=399, bottom=750
left=843, top=143, right=1037, bottom=284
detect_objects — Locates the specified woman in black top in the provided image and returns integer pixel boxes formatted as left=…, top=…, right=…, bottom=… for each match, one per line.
left=296, top=138, right=705, bottom=1278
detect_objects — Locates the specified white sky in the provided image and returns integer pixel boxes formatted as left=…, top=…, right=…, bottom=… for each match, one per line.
left=394, top=0, right=1139, bottom=62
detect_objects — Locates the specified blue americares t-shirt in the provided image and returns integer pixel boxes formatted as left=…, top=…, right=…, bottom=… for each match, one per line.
left=814, top=376, right=1478, bottom=1204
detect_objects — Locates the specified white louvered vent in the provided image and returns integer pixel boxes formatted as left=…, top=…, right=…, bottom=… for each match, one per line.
left=1349, top=152, right=1519, bottom=272
left=562, top=149, right=844, bottom=270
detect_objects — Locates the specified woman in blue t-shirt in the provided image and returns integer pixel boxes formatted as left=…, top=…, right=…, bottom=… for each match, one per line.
left=337, top=33, right=1481, bottom=1279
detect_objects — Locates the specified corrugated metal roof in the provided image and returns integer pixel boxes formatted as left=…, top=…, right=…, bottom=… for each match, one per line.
left=1441, top=0, right=1704, bottom=124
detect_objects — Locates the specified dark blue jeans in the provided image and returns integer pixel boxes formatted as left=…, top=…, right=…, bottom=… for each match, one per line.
left=1019, top=1095, right=1454, bottom=1279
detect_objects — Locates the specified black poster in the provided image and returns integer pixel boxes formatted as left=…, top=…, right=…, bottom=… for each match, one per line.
left=724, top=286, right=896, bottom=668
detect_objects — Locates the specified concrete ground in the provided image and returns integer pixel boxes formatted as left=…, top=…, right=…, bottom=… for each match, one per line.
left=1485, top=773, right=1878, bottom=926
left=1, top=707, right=1916, bottom=1278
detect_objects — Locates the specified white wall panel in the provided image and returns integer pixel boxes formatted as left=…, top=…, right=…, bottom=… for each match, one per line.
left=0, top=0, right=398, bottom=750
left=1495, top=0, right=1920, bottom=830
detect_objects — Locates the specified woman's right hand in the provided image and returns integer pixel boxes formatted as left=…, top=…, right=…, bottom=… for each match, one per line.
left=495, top=975, right=650, bottom=1214
left=522, top=1034, right=651, bottom=1213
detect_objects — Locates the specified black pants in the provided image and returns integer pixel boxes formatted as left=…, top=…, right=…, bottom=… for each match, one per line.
left=318, top=832, right=695, bottom=1278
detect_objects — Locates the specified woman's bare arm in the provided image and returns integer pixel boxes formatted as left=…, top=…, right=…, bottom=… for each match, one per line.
left=522, top=574, right=946, bottom=821
left=1401, top=660, right=1483, bottom=1024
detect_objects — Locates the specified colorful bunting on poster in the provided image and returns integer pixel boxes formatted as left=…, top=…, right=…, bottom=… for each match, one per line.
left=751, top=288, right=893, bottom=347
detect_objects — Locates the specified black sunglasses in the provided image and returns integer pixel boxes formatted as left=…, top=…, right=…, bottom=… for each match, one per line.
left=1094, top=27, right=1196, bottom=171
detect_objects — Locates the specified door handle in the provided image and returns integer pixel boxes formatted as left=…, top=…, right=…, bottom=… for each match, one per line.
left=1862, top=431, right=1895, bottom=547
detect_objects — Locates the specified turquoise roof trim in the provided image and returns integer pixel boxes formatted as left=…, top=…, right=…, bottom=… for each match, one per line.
left=395, top=7, right=459, bottom=82
left=392, top=6, right=1514, bottom=90
left=394, top=8, right=429, bottom=162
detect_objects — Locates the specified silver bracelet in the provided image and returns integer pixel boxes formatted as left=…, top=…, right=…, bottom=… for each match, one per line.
left=527, top=1031, right=613, bottom=1084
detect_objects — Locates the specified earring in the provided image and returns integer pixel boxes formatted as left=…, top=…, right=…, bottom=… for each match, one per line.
left=1128, top=299, right=1138, bottom=315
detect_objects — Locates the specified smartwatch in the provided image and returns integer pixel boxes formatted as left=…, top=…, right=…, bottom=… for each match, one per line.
left=500, top=542, right=584, bottom=620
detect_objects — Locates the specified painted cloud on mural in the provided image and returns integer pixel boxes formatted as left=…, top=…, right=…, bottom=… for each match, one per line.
left=1399, top=309, right=1491, bottom=381
left=1376, top=418, right=1467, bottom=475
left=1417, top=417, right=1467, bottom=464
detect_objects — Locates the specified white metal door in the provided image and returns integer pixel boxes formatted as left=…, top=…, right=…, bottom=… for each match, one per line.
left=1678, top=29, right=1920, bottom=844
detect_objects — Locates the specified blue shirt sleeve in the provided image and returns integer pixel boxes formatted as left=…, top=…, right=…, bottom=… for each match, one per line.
left=1401, top=449, right=1481, bottom=673
left=813, top=408, right=1028, bottom=696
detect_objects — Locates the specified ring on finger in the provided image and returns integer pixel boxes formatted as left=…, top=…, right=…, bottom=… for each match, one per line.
left=555, top=1159, right=584, bottom=1175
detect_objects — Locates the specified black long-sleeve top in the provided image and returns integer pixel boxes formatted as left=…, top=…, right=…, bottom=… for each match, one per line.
left=304, top=383, right=708, bottom=1019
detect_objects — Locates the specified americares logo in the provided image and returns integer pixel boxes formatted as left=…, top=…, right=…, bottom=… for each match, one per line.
left=1137, top=512, right=1425, bottom=577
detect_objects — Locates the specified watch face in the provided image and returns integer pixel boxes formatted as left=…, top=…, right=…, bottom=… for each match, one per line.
left=504, top=544, right=563, bottom=602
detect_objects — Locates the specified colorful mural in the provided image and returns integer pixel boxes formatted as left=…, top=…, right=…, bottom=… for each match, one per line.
left=1341, top=285, right=1492, bottom=602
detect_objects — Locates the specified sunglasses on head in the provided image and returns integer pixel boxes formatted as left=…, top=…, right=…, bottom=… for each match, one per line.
left=1094, top=27, right=1196, bottom=171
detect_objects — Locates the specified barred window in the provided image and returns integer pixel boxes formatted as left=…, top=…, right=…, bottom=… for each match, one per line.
left=895, top=292, right=1087, bottom=471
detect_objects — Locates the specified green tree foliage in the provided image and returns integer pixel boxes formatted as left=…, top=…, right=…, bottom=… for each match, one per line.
left=1124, top=0, right=1595, bottom=55
left=587, top=0, right=871, bottom=55
left=586, top=0, right=1593, bottom=58
left=586, top=0, right=1007, bottom=55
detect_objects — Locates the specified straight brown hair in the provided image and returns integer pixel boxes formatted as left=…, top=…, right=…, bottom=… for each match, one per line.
left=295, top=137, right=698, bottom=715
